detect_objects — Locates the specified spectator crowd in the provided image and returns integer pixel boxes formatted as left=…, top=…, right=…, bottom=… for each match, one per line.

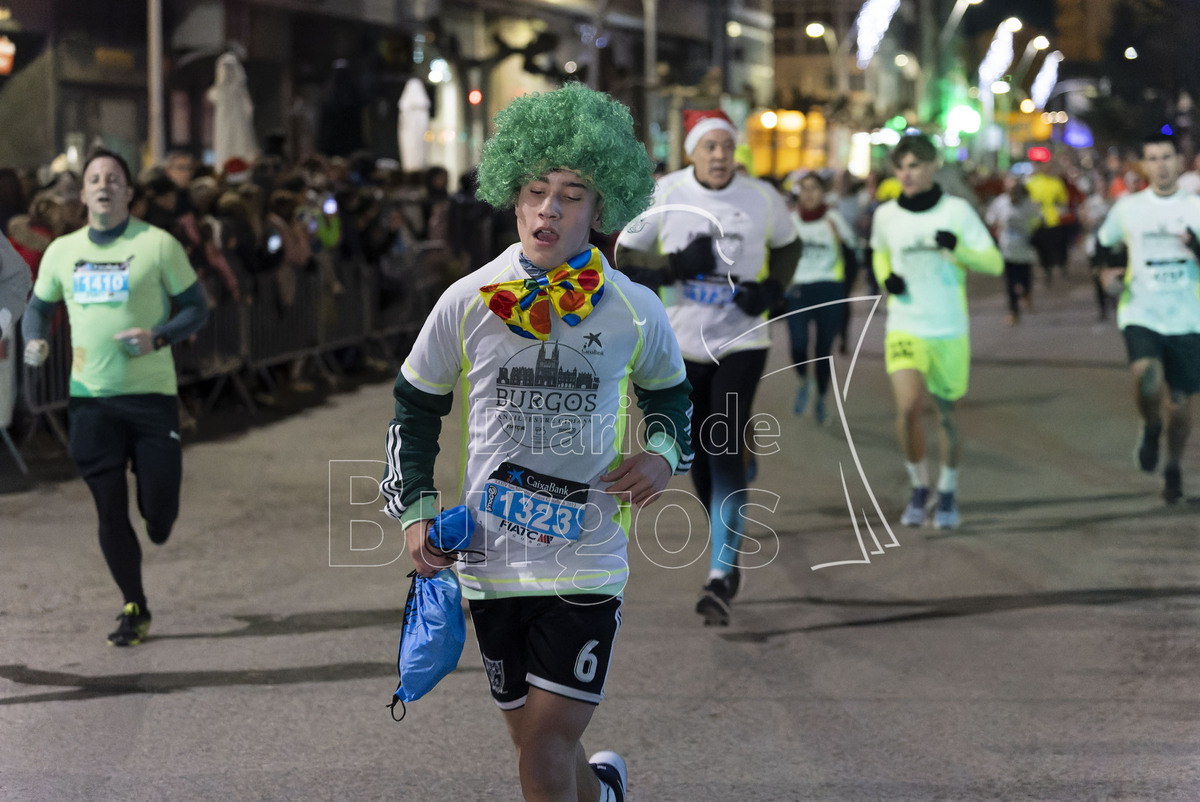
left=0, top=150, right=528, bottom=441
left=4, top=135, right=1197, bottom=445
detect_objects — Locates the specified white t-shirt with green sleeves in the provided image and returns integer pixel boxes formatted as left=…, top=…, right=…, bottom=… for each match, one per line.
left=870, top=193, right=996, bottom=339
left=33, top=218, right=198, bottom=397
left=1096, top=188, right=1200, bottom=335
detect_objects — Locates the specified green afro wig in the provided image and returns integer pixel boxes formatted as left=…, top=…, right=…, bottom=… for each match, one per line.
left=476, top=82, right=656, bottom=234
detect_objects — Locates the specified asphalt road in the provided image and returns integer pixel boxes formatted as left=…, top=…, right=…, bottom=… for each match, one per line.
left=2, top=266, right=1198, bottom=801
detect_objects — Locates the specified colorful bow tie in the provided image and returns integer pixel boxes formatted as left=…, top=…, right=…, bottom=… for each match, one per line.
left=479, top=248, right=606, bottom=340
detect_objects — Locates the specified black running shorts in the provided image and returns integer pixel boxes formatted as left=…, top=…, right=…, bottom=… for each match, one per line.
left=467, top=594, right=622, bottom=709
left=68, top=394, right=182, bottom=480
left=1122, top=325, right=1200, bottom=395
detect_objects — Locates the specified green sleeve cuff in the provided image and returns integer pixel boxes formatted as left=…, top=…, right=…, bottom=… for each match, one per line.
left=644, top=429, right=681, bottom=473
left=398, top=495, right=440, bottom=530
left=872, top=249, right=893, bottom=287
left=957, top=245, right=1004, bottom=276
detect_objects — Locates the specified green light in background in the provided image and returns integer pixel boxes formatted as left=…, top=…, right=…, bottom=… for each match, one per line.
left=946, top=104, right=981, bottom=134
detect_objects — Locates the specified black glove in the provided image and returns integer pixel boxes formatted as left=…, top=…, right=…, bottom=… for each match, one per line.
left=1185, top=229, right=1200, bottom=262
left=619, top=265, right=670, bottom=292
left=667, top=235, right=716, bottom=282
left=935, top=230, right=958, bottom=251
left=883, top=273, right=908, bottom=295
left=734, top=279, right=783, bottom=316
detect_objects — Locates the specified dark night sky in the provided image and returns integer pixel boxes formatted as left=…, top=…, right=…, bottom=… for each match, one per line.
left=959, top=0, right=1058, bottom=37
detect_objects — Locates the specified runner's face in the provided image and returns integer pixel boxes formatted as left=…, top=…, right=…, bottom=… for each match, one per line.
left=895, top=154, right=936, bottom=197
left=692, top=129, right=736, bottom=190
left=1142, top=141, right=1181, bottom=195
left=798, top=177, right=824, bottom=211
left=515, top=170, right=601, bottom=269
left=81, top=157, right=133, bottom=227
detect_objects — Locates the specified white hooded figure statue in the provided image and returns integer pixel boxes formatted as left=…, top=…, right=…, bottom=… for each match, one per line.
left=397, top=78, right=431, bottom=173
left=208, top=52, right=259, bottom=168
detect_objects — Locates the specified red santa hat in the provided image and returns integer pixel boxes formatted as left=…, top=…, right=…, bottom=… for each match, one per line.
left=222, top=156, right=251, bottom=185
left=683, top=109, right=738, bottom=156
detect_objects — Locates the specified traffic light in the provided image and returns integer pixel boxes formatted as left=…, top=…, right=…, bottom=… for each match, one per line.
left=468, top=89, right=482, bottom=106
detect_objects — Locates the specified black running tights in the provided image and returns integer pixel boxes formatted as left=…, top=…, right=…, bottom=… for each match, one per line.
left=69, top=395, right=182, bottom=609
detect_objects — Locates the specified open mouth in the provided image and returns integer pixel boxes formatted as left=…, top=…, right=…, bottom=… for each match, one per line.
left=533, top=227, right=558, bottom=244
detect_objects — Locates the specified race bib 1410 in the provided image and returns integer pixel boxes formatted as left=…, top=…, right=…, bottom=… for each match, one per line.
left=72, top=258, right=132, bottom=304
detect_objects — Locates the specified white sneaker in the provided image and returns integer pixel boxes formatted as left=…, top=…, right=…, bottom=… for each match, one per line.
left=900, top=486, right=929, bottom=527
left=933, top=491, right=960, bottom=530
left=589, top=750, right=627, bottom=802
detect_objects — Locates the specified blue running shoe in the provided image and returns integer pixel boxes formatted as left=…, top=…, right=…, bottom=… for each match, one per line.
left=933, top=490, right=960, bottom=530
left=589, top=751, right=627, bottom=802
left=900, top=487, right=929, bottom=527
left=794, top=383, right=811, bottom=416
left=814, top=395, right=828, bottom=425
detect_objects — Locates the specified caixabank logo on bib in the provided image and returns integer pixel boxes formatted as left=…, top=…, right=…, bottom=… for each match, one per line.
left=494, top=341, right=599, bottom=450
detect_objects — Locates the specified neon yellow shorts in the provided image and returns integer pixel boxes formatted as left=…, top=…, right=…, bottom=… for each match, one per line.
left=884, top=331, right=970, bottom=401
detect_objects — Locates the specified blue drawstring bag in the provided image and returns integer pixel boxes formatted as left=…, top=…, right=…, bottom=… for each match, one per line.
left=388, top=568, right=466, bottom=719
left=387, top=506, right=476, bottom=721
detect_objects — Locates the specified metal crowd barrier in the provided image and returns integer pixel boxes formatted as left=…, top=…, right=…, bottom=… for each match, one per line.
left=173, top=298, right=255, bottom=412
left=363, top=243, right=446, bottom=363
left=19, top=316, right=73, bottom=449
left=319, top=259, right=368, bottom=353
left=10, top=257, right=430, bottom=459
left=247, top=267, right=321, bottom=371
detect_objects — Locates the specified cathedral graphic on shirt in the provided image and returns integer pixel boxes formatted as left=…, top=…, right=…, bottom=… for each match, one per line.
left=492, top=341, right=602, bottom=450
left=496, top=341, right=599, bottom=391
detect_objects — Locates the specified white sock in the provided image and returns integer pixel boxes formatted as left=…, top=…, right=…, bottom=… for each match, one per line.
left=708, top=569, right=728, bottom=582
left=905, top=461, right=929, bottom=489
left=938, top=466, right=957, bottom=493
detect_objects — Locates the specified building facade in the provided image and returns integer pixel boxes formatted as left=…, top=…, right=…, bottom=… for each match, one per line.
left=0, top=0, right=776, bottom=180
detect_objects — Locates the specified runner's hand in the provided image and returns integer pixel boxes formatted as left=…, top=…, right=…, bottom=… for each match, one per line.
left=667, top=235, right=716, bottom=282
left=1183, top=228, right=1200, bottom=261
left=24, top=339, right=49, bottom=368
left=1100, top=267, right=1125, bottom=297
left=112, top=328, right=154, bottom=356
left=600, top=452, right=672, bottom=507
left=883, top=273, right=908, bottom=295
left=405, top=519, right=455, bottom=578
left=733, top=279, right=783, bottom=316
left=935, top=230, right=958, bottom=251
